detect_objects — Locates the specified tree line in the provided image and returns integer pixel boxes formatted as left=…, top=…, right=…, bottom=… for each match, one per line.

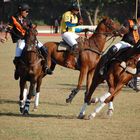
left=0, top=0, right=139, bottom=25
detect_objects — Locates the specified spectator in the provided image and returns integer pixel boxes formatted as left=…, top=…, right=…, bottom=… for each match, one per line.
left=54, top=18, right=59, bottom=33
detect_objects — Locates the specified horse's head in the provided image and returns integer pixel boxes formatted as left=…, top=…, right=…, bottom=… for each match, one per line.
left=23, top=25, right=40, bottom=64
left=25, top=25, right=38, bottom=51
left=96, top=17, right=121, bottom=37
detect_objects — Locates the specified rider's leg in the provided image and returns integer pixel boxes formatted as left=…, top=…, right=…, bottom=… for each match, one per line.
left=62, top=32, right=79, bottom=49
left=62, top=32, right=79, bottom=68
left=37, top=41, right=53, bottom=75
left=13, top=39, right=25, bottom=80
left=99, top=45, right=118, bottom=75
left=99, top=41, right=132, bottom=75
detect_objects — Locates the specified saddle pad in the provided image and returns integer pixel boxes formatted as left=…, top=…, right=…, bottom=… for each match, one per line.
left=57, top=41, right=70, bottom=51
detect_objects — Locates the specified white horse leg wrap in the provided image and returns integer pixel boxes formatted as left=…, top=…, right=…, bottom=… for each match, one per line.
left=20, top=100, right=24, bottom=108
left=80, top=103, right=87, bottom=115
left=34, top=92, right=40, bottom=107
left=24, top=99, right=31, bottom=111
left=23, top=88, right=28, bottom=102
left=99, top=92, right=111, bottom=103
left=108, top=101, right=114, bottom=110
left=90, top=103, right=106, bottom=117
left=95, top=102, right=106, bottom=113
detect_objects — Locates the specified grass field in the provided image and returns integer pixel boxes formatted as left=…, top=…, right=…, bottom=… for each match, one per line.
left=0, top=35, right=140, bottom=140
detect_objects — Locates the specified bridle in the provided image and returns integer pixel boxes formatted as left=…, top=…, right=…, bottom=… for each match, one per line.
left=101, top=19, right=122, bottom=37
left=23, top=28, right=42, bottom=66
left=87, top=18, right=122, bottom=54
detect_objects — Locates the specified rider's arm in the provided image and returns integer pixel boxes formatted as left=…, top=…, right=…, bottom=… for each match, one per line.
left=65, top=21, right=77, bottom=27
left=5, top=16, right=14, bottom=33
left=65, top=21, right=84, bottom=33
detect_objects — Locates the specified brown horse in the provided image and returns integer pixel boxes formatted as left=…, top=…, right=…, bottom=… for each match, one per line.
left=18, top=26, right=45, bottom=115
left=44, top=17, right=122, bottom=103
left=78, top=41, right=140, bottom=119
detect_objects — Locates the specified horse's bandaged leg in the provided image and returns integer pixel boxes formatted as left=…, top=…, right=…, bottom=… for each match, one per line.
left=99, top=92, right=111, bottom=103
left=24, top=99, right=31, bottom=111
left=19, top=100, right=24, bottom=108
left=79, top=103, right=87, bottom=115
left=23, top=88, right=28, bottom=102
left=95, top=102, right=106, bottom=113
left=108, top=101, right=114, bottom=110
left=107, top=101, right=114, bottom=116
left=34, top=92, right=40, bottom=108
left=89, top=103, right=106, bottom=119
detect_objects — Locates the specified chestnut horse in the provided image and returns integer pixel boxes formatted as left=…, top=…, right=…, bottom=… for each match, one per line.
left=44, top=17, right=122, bottom=103
left=78, top=41, right=140, bottom=119
left=18, top=26, right=45, bottom=115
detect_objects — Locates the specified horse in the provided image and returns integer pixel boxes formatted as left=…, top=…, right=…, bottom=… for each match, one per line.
left=78, top=41, right=140, bottom=119
left=18, top=26, right=45, bottom=115
left=43, top=17, right=122, bottom=103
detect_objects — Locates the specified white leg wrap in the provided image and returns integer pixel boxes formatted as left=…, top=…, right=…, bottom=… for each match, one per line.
left=95, top=102, right=106, bottom=113
left=24, top=99, right=30, bottom=111
left=80, top=103, right=87, bottom=115
left=99, top=92, right=111, bottom=103
left=94, top=97, right=99, bottom=103
left=34, top=92, right=40, bottom=107
left=90, top=103, right=106, bottom=118
left=23, top=88, right=28, bottom=102
left=20, top=100, right=24, bottom=108
left=108, top=101, right=114, bottom=110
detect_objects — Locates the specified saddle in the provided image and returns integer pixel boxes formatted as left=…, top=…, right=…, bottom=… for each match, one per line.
left=57, top=37, right=85, bottom=69
left=57, top=37, right=84, bottom=52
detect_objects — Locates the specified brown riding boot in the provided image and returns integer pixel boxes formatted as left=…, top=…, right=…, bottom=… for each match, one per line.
left=39, top=46, right=53, bottom=75
left=13, top=57, right=20, bottom=80
left=65, top=44, right=79, bottom=69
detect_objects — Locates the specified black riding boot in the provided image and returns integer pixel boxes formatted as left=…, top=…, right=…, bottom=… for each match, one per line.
left=99, top=45, right=118, bottom=75
left=136, top=60, right=140, bottom=74
left=39, top=46, right=53, bottom=75
left=13, top=57, right=21, bottom=80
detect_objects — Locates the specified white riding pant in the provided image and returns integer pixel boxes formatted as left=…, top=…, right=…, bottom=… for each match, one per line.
left=62, top=32, right=79, bottom=47
left=15, top=39, right=43, bottom=57
left=115, top=41, right=132, bottom=51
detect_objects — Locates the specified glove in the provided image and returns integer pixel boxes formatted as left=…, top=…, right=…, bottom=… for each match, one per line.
left=0, top=37, right=6, bottom=43
left=133, top=25, right=138, bottom=30
left=78, top=18, right=83, bottom=25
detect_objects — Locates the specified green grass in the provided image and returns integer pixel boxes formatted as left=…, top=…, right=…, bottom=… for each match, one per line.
left=0, top=36, right=140, bottom=140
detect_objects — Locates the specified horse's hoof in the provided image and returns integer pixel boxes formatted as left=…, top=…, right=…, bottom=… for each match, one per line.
left=77, top=113, right=85, bottom=119
left=66, top=98, right=72, bottom=103
left=88, top=113, right=96, bottom=120
left=33, top=107, right=38, bottom=112
left=23, top=110, right=29, bottom=116
left=107, top=109, right=113, bottom=117
left=20, top=107, right=24, bottom=114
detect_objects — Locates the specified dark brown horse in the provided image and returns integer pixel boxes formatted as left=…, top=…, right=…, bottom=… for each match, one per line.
left=44, top=17, right=122, bottom=103
left=78, top=41, right=140, bottom=119
left=18, top=26, right=45, bottom=115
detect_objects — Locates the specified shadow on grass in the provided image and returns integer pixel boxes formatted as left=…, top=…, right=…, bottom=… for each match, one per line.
left=0, top=99, right=18, bottom=104
left=0, top=112, right=77, bottom=120
left=0, top=98, right=69, bottom=107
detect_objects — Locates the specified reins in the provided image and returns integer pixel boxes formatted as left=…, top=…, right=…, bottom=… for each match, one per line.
left=83, top=19, right=120, bottom=55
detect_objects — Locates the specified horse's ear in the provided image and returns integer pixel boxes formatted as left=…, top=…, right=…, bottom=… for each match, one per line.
left=32, top=24, right=37, bottom=29
left=102, top=16, right=109, bottom=20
